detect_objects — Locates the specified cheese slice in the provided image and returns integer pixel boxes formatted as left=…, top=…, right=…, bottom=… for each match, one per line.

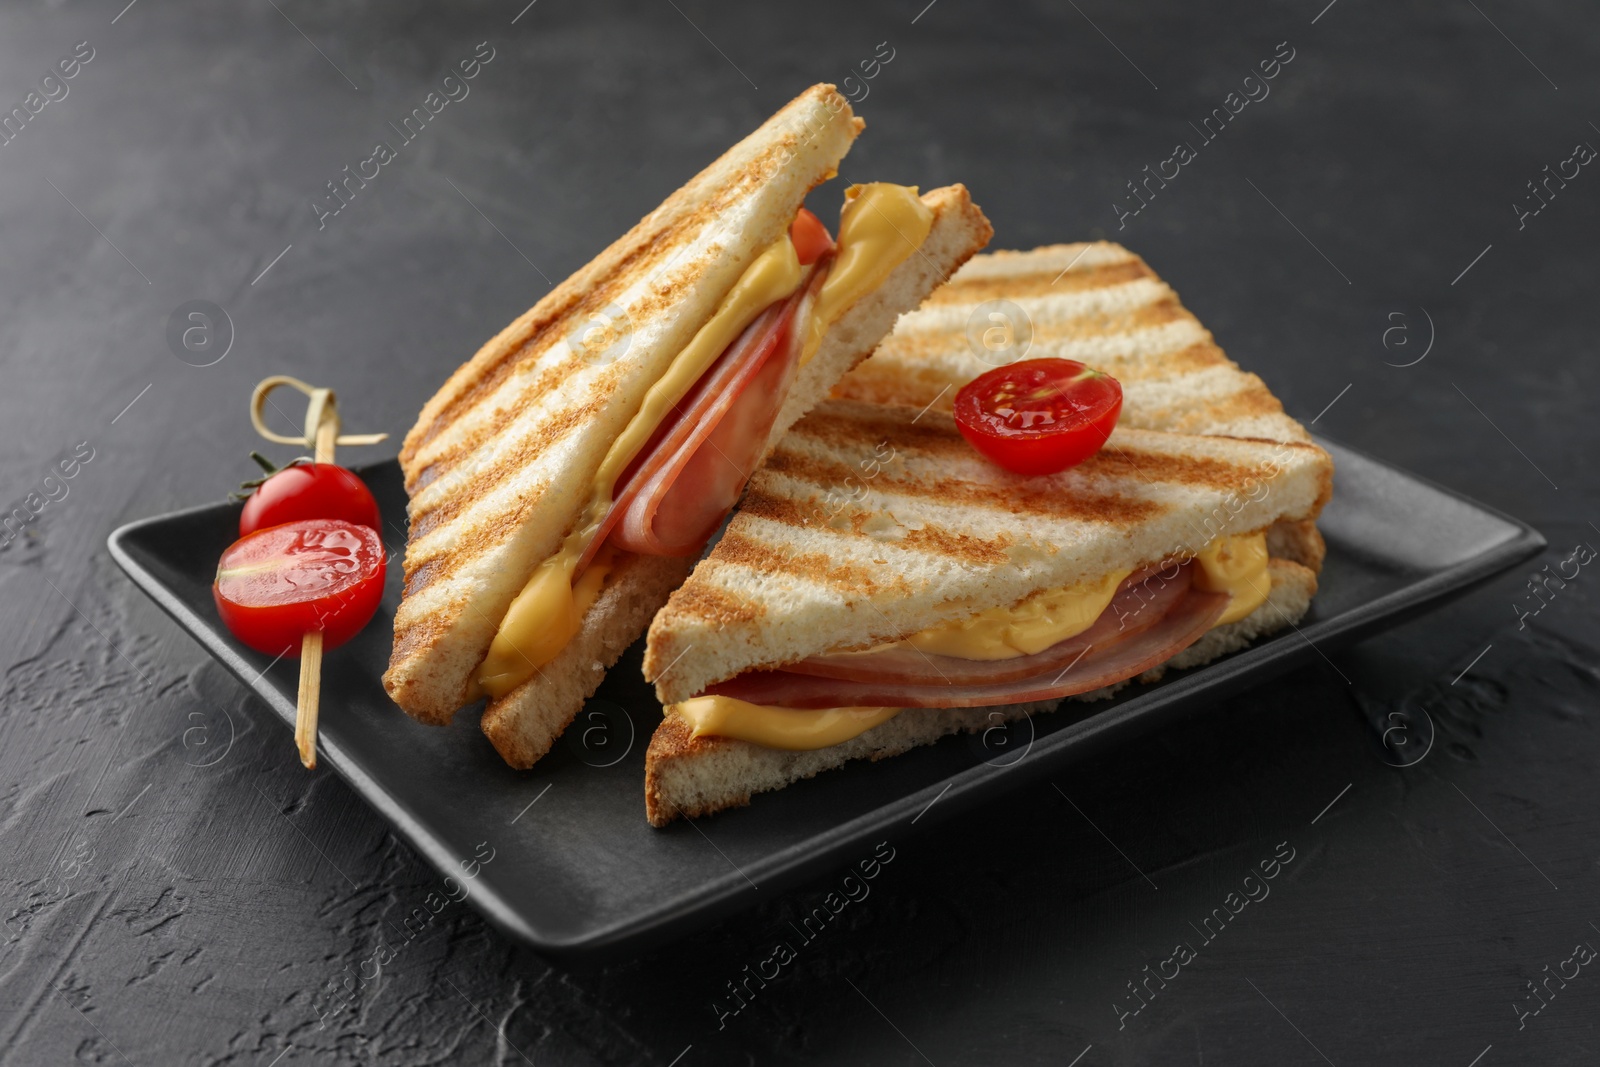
left=479, top=542, right=620, bottom=699
left=1194, top=532, right=1270, bottom=625
left=674, top=532, right=1274, bottom=749
left=671, top=696, right=901, bottom=750
left=899, top=568, right=1131, bottom=660
left=798, top=183, right=933, bottom=366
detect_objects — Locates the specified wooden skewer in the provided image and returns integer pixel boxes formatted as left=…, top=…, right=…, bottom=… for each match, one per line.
left=295, top=631, right=323, bottom=767
left=250, top=375, right=387, bottom=770
left=293, top=414, right=340, bottom=769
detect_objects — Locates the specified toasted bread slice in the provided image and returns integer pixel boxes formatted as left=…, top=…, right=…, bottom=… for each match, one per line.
left=833, top=242, right=1312, bottom=445
left=386, top=85, right=864, bottom=724
left=643, top=557, right=1317, bottom=825
left=478, top=185, right=993, bottom=766
left=644, top=400, right=1332, bottom=705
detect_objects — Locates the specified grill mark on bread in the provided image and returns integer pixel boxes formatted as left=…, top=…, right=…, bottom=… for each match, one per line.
left=411, top=461, right=444, bottom=493
left=404, top=343, right=594, bottom=495
left=1104, top=340, right=1229, bottom=379
left=784, top=407, right=968, bottom=456
left=401, top=556, right=444, bottom=598
left=1087, top=445, right=1269, bottom=490
left=1030, top=299, right=1193, bottom=340
left=1176, top=378, right=1286, bottom=421
left=407, top=380, right=616, bottom=536
left=926, top=259, right=1154, bottom=304
left=402, top=484, right=532, bottom=591
left=762, top=448, right=1162, bottom=525
left=658, top=582, right=764, bottom=633
left=712, top=531, right=915, bottom=597
left=738, top=485, right=833, bottom=529
left=406, top=242, right=712, bottom=482
left=875, top=300, right=1199, bottom=365
left=739, top=486, right=1015, bottom=565
left=898, top=523, right=1014, bottom=564
left=400, top=117, right=820, bottom=472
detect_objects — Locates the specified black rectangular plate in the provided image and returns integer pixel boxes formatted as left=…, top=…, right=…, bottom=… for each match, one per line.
left=108, top=438, right=1543, bottom=958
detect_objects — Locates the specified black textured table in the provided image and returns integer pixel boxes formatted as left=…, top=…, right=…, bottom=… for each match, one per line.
left=3, top=1, right=1595, bottom=1064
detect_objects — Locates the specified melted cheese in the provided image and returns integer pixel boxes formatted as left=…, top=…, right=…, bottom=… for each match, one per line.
left=683, top=533, right=1274, bottom=749
left=480, top=186, right=932, bottom=697
left=899, top=568, right=1131, bottom=660
left=671, top=697, right=901, bottom=750
left=901, top=532, right=1271, bottom=661
left=1193, top=531, right=1270, bottom=625
left=797, top=183, right=933, bottom=365
left=478, top=542, right=620, bottom=699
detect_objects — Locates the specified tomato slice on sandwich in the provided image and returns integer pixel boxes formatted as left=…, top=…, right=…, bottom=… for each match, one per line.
left=954, top=358, right=1123, bottom=476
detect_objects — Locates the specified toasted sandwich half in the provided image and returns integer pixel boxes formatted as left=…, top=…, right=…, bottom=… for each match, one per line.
left=638, top=244, right=1333, bottom=826
left=383, top=83, right=993, bottom=769
left=836, top=241, right=1311, bottom=443
left=835, top=240, right=1327, bottom=572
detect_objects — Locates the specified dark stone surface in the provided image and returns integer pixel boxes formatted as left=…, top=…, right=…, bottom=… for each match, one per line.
left=1, top=0, right=1595, bottom=1063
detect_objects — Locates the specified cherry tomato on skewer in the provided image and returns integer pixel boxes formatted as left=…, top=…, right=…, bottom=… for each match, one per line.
left=214, top=519, right=386, bottom=656
left=239, top=460, right=381, bottom=536
left=953, top=358, right=1123, bottom=476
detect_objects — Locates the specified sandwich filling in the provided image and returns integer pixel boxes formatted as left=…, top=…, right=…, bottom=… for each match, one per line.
left=673, top=699, right=901, bottom=751
left=476, top=184, right=934, bottom=700
left=665, top=531, right=1271, bottom=748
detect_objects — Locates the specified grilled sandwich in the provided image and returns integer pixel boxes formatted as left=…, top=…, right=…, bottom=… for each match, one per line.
left=836, top=241, right=1311, bottom=443
left=383, top=83, right=993, bottom=770
left=839, top=240, right=1327, bottom=570
left=639, top=245, right=1333, bottom=826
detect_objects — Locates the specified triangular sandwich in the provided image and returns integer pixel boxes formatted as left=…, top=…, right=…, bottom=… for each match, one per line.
left=383, top=84, right=993, bottom=771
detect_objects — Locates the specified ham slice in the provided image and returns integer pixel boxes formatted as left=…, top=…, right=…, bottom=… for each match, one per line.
left=581, top=264, right=822, bottom=567
left=705, top=584, right=1230, bottom=709
left=788, top=562, right=1193, bottom=686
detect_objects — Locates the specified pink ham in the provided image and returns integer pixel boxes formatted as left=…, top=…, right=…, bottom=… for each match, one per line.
left=704, top=584, right=1230, bottom=709
left=580, top=264, right=822, bottom=568
left=788, top=562, right=1194, bottom=686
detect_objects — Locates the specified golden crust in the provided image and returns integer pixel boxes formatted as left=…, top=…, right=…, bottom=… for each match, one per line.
left=400, top=83, right=860, bottom=483
left=833, top=240, right=1313, bottom=447
left=1268, top=518, right=1327, bottom=574
left=644, top=713, right=723, bottom=826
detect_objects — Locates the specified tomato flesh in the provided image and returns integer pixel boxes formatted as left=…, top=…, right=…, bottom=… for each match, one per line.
left=790, top=207, right=835, bottom=266
left=240, top=462, right=381, bottom=537
left=214, top=519, right=386, bottom=656
left=953, top=358, right=1123, bottom=476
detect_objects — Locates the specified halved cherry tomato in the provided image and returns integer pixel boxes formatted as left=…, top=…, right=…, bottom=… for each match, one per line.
left=214, top=519, right=386, bottom=656
left=240, top=462, right=380, bottom=537
left=953, top=358, right=1123, bottom=476
left=790, top=207, right=835, bottom=266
